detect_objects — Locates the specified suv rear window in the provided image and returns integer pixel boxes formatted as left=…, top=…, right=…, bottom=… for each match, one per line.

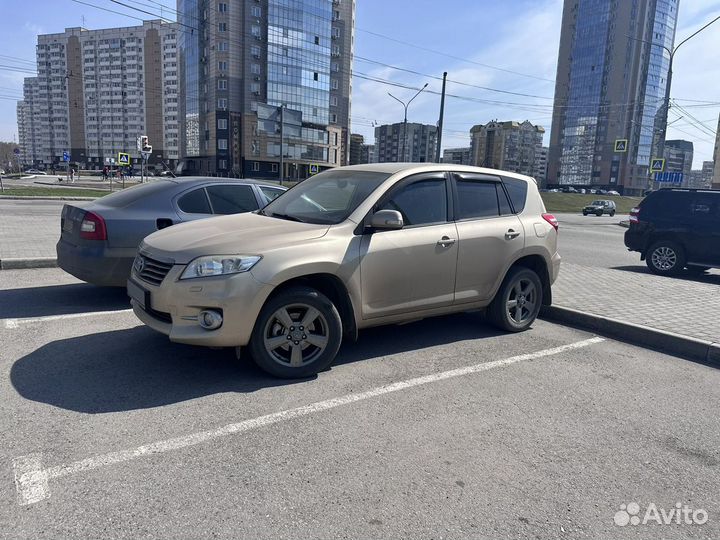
left=502, top=177, right=528, bottom=213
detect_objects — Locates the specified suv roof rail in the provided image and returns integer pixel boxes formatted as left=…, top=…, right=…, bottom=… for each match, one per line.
left=657, top=187, right=720, bottom=193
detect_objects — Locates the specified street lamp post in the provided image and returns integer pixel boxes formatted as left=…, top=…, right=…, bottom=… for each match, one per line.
left=631, top=14, right=720, bottom=187
left=388, top=83, right=428, bottom=162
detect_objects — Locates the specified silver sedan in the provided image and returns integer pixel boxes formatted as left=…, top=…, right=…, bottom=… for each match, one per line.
left=57, top=177, right=286, bottom=286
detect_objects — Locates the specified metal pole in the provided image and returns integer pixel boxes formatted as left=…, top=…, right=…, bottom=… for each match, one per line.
left=388, top=83, right=428, bottom=163
left=435, top=72, right=447, bottom=163
left=279, top=105, right=284, bottom=185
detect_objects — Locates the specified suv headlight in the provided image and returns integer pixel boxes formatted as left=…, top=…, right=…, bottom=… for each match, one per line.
left=180, top=255, right=261, bottom=280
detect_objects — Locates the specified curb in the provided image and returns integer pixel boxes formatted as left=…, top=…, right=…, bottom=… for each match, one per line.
left=0, top=257, right=58, bottom=270
left=540, top=305, right=720, bottom=366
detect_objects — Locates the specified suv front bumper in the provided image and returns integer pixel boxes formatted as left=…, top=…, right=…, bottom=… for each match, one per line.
left=129, top=265, right=275, bottom=347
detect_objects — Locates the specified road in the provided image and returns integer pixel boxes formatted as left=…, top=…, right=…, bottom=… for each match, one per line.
left=556, top=213, right=639, bottom=269
left=1, top=267, right=719, bottom=539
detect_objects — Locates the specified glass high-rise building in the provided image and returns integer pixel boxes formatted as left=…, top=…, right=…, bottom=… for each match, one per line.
left=548, top=0, right=679, bottom=195
left=178, top=0, right=354, bottom=178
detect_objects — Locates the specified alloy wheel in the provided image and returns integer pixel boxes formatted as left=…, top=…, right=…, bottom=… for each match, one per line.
left=651, top=247, right=677, bottom=271
left=263, top=303, right=330, bottom=368
left=505, top=279, right=537, bottom=325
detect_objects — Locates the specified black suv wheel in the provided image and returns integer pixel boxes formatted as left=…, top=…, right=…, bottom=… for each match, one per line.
left=646, top=241, right=685, bottom=276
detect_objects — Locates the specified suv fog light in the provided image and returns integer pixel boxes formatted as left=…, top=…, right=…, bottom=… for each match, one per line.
left=198, top=309, right=223, bottom=330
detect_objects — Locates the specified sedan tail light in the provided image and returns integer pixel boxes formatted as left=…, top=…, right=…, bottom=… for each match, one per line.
left=542, top=213, right=559, bottom=231
left=80, top=211, right=107, bottom=240
left=629, top=207, right=640, bottom=224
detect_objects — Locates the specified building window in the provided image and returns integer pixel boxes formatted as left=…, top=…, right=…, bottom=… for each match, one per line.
left=332, top=28, right=340, bottom=38
left=333, top=10, right=340, bottom=20
left=250, top=82, right=260, bottom=93
left=332, top=45, right=340, bottom=56
left=333, top=132, right=338, bottom=145
left=218, top=22, right=227, bottom=32
left=313, top=72, right=319, bottom=81
left=219, top=159, right=227, bottom=169
left=218, top=2, right=228, bottom=13
left=271, top=163, right=278, bottom=172
left=332, top=62, right=339, bottom=72
left=252, top=161, right=259, bottom=172
left=330, top=96, right=338, bottom=106
left=218, top=139, right=228, bottom=150
left=218, top=118, right=227, bottom=129
left=251, top=45, right=260, bottom=57
left=251, top=5, right=261, bottom=17
left=217, top=98, right=227, bottom=109
left=218, top=41, right=228, bottom=52
left=251, top=25, right=261, bottom=38
left=218, top=79, right=227, bottom=90
left=314, top=36, right=320, bottom=45
left=333, top=148, right=338, bottom=164
left=331, top=79, right=339, bottom=90
left=330, top=113, right=337, bottom=123
left=218, top=60, right=227, bottom=71
left=251, top=63, right=261, bottom=75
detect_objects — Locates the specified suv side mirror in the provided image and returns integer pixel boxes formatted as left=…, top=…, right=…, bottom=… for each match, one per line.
left=370, top=209, right=404, bottom=230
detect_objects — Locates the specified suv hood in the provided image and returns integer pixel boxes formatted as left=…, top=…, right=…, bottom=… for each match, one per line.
left=141, top=212, right=330, bottom=263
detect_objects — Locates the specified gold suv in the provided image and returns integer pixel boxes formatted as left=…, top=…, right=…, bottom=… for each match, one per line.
left=128, top=164, right=560, bottom=378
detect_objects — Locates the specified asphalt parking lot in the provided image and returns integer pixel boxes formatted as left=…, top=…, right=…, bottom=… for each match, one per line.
left=2, top=268, right=720, bottom=539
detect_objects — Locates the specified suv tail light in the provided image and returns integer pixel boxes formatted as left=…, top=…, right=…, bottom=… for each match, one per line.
left=629, top=207, right=640, bottom=224
left=80, top=211, right=107, bottom=240
left=542, top=213, right=559, bottom=231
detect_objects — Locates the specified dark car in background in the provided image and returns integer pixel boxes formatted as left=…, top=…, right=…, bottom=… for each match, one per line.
left=582, top=200, right=616, bottom=216
left=57, top=178, right=286, bottom=286
left=624, top=188, right=720, bottom=276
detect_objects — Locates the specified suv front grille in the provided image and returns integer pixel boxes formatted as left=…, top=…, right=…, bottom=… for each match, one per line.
left=134, top=254, right=174, bottom=286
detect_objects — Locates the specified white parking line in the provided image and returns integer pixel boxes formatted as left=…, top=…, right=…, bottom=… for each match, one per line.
left=13, top=336, right=603, bottom=505
left=3, top=309, right=134, bottom=329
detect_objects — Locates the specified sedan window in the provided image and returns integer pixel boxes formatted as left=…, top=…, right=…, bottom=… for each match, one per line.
left=259, top=186, right=284, bottom=202
left=379, top=178, right=447, bottom=226
left=206, top=185, right=258, bottom=214
left=177, top=188, right=212, bottom=214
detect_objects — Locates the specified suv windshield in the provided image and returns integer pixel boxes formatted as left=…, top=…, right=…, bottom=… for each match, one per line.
left=261, top=169, right=391, bottom=224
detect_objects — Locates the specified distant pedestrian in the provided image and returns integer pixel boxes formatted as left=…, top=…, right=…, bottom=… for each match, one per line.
left=70, top=168, right=75, bottom=183
left=102, top=166, right=109, bottom=181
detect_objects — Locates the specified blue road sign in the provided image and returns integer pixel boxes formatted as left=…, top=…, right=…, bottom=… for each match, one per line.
left=62, top=151, right=70, bottom=162
left=654, top=172, right=684, bottom=184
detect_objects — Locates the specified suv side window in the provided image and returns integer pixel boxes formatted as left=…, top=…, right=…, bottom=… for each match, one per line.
left=502, top=177, right=528, bottom=213
left=177, top=188, right=212, bottom=214
left=643, top=191, right=693, bottom=216
left=692, top=194, right=720, bottom=218
left=206, top=184, right=258, bottom=214
left=378, top=177, right=447, bottom=227
left=259, top=186, right=284, bottom=203
left=455, top=179, right=502, bottom=219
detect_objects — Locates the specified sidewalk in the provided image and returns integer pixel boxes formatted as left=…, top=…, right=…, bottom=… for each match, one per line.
left=552, top=262, right=720, bottom=345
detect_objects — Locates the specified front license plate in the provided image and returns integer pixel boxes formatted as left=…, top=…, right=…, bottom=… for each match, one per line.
left=127, top=279, right=149, bottom=310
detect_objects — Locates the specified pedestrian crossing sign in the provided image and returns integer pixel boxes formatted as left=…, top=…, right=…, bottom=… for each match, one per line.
left=118, top=152, right=131, bottom=165
left=614, top=139, right=628, bottom=152
left=650, top=158, right=665, bottom=173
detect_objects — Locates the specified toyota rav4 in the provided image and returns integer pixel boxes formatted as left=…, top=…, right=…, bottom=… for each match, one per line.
left=128, top=164, right=561, bottom=378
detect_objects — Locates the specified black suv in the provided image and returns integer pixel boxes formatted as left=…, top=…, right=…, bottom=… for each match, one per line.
left=624, top=188, right=720, bottom=275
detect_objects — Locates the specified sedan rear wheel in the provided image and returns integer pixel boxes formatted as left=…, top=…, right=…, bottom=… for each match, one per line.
left=249, top=287, right=342, bottom=378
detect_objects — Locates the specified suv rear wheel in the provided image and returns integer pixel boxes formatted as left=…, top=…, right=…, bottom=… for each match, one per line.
left=646, top=241, right=685, bottom=276
left=249, top=286, right=342, bottom=378
left=487, top=267, right=543, bottom=332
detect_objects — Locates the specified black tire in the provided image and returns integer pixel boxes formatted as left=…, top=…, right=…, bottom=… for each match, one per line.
left=609, top=210, right=615, bottom=217
left=248, top=286, right=342, bottom=378
left=582, top=212, right=588, bottom=216
left=646, top=241, right=685, bottom=276
left=487, top=267, right=543, bottom=332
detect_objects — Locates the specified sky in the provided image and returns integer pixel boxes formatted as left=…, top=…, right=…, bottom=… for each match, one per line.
left=1, top=0, right=719, bottom=168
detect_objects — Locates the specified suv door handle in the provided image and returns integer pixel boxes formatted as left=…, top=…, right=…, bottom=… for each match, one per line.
left=505, top=229, right=521, bottom=240
left=437, top=236, right=456, bottom=247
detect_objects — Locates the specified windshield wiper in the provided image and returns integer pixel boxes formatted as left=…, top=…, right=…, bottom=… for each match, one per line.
left=270, top=212, right=305, bottom=223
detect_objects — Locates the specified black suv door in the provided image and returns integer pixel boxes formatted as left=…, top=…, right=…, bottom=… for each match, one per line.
left=687, top=193, right=720, bottom=264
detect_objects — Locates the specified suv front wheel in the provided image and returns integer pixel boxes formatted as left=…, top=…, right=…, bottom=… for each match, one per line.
left=249, top=286, right=343, bottom=378
left=646, top=241, right=685, bottom=276
left=487, top=267, right=543, bottom=332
